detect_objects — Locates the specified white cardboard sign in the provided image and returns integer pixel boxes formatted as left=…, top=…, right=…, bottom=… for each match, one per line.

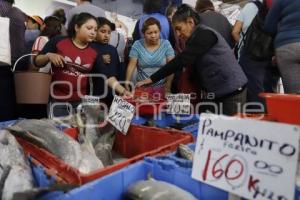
left=166, top=93, right=190, bottom=114
left=107, top=96, right=135, bottom=135
left=192, top=113, right=300, bottom=200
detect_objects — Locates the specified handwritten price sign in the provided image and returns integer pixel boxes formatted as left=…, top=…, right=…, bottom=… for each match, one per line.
left=166, top=93, right=190, bottom=114
left=107, top=96, right=135, bottom=135
left=192, top=114, right=300, bottom=200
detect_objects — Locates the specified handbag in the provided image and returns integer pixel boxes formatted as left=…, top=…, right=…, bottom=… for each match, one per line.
left=0, top=14, right=11, bottom=66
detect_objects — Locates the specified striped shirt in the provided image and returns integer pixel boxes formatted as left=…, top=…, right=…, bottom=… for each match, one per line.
left=129, top=39, right=175, bottom=87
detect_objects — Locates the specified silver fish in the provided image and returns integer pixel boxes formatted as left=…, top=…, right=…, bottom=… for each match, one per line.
left=125, top=179, right=197, bottom=200
left=177, top=144, right=194, bottom=162
left=7, top=119, right=82, bottom=171
left=0, top=130, right=34, bottom=200
left=78, top=104, right=117, bottom=167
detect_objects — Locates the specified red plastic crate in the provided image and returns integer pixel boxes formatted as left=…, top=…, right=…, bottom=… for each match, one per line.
left=260, top=93, right=300, bottom=125
left=235, top=113, right=275, bottom=121
left=16, top=124, right=194, bottom=185
left=127, top=99, right=166, bottom=116
left=128, top=87, right=167, bottom=116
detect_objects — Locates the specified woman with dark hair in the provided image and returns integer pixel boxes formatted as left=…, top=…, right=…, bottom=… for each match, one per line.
left=32, top=16, right=62, bottom=73
left=132, top=0, right=175, bottom=47
left=126, top=17, right=175, bottom=96
left=52, top=8, right=68, bottom=36
left=34, top=13, right=129, bottom=117
left=137, top=4, right=247, bottom=116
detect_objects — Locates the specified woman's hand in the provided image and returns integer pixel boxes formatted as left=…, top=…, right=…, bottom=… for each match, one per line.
left=46, top=53, right=65, bottom=68
left=136, top=78, right=153, bottom=87
left=122, top=90, right=133, bottom=99
left=102, top=54, right=111, bottom=64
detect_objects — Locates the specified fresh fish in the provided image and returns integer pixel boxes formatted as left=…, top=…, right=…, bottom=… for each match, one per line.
left=176, top=144, right=194, bottom=162
left=78, top=104, right=117, bottom=167
left=0, top=130, right=34, bottom=200
left=7, top=119, right=82, bottom=169
left=78, top=142, right=104, bottom=174
left=125, top=179, right=197, bottom=200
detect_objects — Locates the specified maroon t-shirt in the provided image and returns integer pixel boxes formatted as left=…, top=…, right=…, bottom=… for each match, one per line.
left=40, top=36, right=99, bottom=101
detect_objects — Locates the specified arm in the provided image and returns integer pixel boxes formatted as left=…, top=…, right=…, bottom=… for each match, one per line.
left=149, top=29, right=218, bottom=84
left=125, top=58, right=138, bottom=90
left=232, top=20, right=243, bottom=44
left=107, top=76, right=130, bottom=96
left=34, top=36, right=65, bottom=68
left=35, top=53, right=65, bottom=68
left=165, top=56, right=175, bottom=94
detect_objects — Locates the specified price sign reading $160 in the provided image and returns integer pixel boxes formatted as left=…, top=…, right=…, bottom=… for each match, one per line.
left=107, top=96, right=135, bottom=135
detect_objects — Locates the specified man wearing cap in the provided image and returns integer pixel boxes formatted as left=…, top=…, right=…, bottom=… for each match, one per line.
left=25, top=15, right=44, bottom=54
left=66, top=0, right=105, bottom=26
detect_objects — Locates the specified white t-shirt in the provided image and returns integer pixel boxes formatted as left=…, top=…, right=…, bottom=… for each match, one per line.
left=236, top=1, right=261, bottom=34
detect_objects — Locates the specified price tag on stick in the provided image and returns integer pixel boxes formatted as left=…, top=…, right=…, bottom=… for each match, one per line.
left=107, top=95, right=135, bottom=135
left=166, top=93, right=191, bottom=114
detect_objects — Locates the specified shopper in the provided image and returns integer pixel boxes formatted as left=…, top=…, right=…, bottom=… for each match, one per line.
left=32, top=15, right=62, bottom=73
left=232, top=0, right=277, bottom=106
left=52, top=8, right=68, bottom=36
left=25, top=15, right=44, bottom=53
left=94, top=17, right=125, bottom=105
left=136, top=4, right=247, bottom=116
left=126, top=17, right=175, bottom=96
left=66, top=0, right=105, bottom=26
left=0, top=0, right=26, bottom=121
left=34, top=13, right=128, bottom=117
left=264, top=0, right=300, bottom=94
left=195, top=0, right=234, bottom=48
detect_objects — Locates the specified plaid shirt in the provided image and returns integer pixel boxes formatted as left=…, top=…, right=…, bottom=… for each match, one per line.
left=0, top=1, right=26, bottom=66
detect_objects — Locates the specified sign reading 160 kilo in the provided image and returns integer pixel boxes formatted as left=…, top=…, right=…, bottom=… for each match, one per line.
left=107, top=96, right=135, bottom=135
left=192, top=114, right=300, bottom=200
left=166, top=93, right=191, bottom=114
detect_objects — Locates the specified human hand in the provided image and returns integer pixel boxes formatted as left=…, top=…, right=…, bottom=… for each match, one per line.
left=102, top=54, right=111, bottom=64
left=136, top=78, right=153, bottom=88
left=122, top=90, right=133, bottom=99
left=46, top=53, right=65, bottom=68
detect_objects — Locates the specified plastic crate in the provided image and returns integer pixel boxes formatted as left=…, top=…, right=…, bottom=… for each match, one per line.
left=131, top=116, right=147, bottom=125
left=127, top=99, right=166, bottom=116
left=16, top=124, right=194, bottom=185
left=0, top=119, right=19, bottom=129
left=260, top=93, right=300, bottom=125
left=36, top=157, right=227, bottom=200
left=153, top=112, right=200, bottom=128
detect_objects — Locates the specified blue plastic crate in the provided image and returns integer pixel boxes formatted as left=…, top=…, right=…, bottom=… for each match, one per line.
left=153, top=112, right=200, bottom=128
left=0, top=119, right=19, bottom=129
left=131, top=115, right=147, bottom=125
left=36, top=157, right=227, bottom=200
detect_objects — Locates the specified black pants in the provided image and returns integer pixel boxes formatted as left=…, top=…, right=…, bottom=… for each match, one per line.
left=0, top=66, right=17, bottom=121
